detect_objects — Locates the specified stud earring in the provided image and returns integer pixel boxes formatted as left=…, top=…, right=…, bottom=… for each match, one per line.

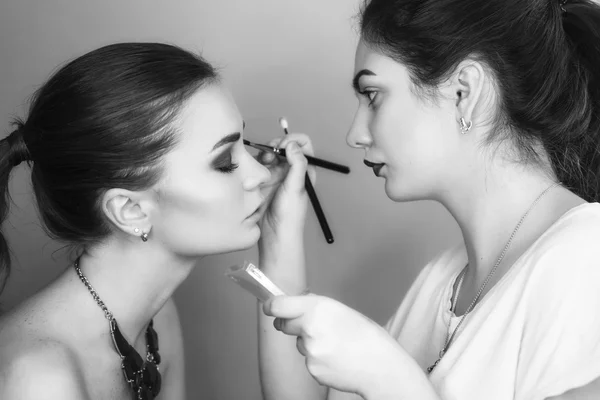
left=134, top=228, right=140, bottom=234
left=141, top=232, right=149, bottom=242
left=459, top=117, right=473, bottom=134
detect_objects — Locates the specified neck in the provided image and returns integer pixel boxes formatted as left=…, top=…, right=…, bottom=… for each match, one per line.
left=440, top=158, right=577, bottom=281
left=75, top=237, right=198, bottom=345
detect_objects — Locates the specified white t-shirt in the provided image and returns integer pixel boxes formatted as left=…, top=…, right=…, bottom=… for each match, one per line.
left=329, top=203, right=600, bottom=400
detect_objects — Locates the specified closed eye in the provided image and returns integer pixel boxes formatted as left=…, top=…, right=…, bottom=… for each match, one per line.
left=212, top=150, right=239, bottom=174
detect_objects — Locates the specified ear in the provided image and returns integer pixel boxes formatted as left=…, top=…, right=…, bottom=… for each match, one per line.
left=450, top=59, right=487, bottom=127
left=102, top=188, right=152, bottom=238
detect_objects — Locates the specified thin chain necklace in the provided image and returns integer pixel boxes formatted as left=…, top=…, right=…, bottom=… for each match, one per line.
left=427, top=182, right=560, bottom=374
left=74, top=259, right=162, bottom=399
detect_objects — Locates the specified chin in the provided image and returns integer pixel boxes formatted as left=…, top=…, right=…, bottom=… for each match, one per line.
left=234, top=225, right=262, bottom=251
left=383, top=178, right=426, bottom=203
left=187, top=226, right=262, bottom=257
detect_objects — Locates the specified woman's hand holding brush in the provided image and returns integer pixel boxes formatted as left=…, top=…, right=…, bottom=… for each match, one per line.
left=258, top=133, right=316, bottom=240
left=256, top=133, right=315, bottom=294
left=251, top=118, right=338, bottom=244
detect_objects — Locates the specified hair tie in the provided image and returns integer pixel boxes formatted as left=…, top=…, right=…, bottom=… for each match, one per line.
left=5, top=127, right=32, bottom=167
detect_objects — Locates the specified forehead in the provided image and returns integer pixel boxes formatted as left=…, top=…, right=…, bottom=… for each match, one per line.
left=175, top=84, right=242, bottom=150
left=354, top=40, right=405, bottom=77
left=353, top=40, right=416, bottom=95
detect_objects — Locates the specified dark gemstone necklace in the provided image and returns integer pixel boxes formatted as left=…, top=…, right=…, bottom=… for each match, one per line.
left=74, top=259, right=162, bottom=399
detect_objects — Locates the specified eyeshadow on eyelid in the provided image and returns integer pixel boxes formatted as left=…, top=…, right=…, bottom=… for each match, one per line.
left=212, top=148, right=233, bottom=165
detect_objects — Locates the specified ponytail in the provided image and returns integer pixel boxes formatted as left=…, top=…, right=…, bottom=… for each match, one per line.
left=0, top=119, right=30, bottom=295
left=560, top=0, right=600, bottom=201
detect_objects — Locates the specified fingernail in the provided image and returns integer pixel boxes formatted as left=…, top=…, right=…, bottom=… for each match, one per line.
left=263, top=301, right=271, bottom=314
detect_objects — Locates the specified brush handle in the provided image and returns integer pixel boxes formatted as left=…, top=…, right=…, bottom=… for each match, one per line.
left=243, top=139, right=350, bottom=174
left=304, top=173, right=334, bottom=244
left=280, top=126, right=334, bottom=244
left=278, top=149, right=350, bottom=174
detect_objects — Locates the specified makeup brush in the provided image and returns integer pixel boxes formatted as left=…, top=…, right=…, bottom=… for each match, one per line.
left=279, top=117, right=334, bottom=244
left=243, top=139, right=350, bottom=174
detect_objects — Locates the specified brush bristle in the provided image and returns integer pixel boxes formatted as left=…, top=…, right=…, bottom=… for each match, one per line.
left=279, top=117, right=289, bottom=130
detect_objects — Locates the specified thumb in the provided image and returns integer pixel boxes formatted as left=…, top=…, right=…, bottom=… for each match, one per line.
left=263, top=295, right=310, bottom=319
left=282, top=141, right=308, bottom=193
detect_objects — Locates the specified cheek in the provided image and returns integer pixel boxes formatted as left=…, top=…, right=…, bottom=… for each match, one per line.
left=156, top=174, right=244, bottom=231
left=369, top=104, right=400, bottom=147
left=370, top=101, right=417, bottom=165
left=375, top=98, right=448, bottom=162
left=153, top=173, right=259, bottom=254
left=372, top=101, right=452, bottom=200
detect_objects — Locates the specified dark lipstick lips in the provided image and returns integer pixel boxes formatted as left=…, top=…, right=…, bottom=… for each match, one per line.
left=363, top=159, right=385, bottom=176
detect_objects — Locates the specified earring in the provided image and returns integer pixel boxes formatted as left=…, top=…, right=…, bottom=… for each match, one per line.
left=459, top=117, right=473, bottom=134
left=141, top=232, right=149, bottom=242
left=134, top=228, right=140, bottom=233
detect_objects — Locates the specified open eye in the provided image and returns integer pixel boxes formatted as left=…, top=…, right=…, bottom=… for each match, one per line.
left=360, top=89, right=378, bottom=106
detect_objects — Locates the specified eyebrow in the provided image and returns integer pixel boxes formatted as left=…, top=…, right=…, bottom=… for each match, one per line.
left=352, top=69, right=377, bottom=92
left=211, top=132, right=241, bottom=152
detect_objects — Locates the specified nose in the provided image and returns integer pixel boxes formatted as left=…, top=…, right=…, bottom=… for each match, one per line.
left=346, top=108, right=373, bottom=149
left=243, top=154, right=271, bottom=191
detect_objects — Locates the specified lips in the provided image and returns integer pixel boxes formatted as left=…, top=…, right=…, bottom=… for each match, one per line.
left=363, top=159, right=385, bottom=176
left=246, top=206, right=261, bottom=220
left=245, top=201, right=264, bottom=220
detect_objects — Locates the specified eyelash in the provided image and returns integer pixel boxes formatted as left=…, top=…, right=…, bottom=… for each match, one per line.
left=360, top=89, right=378, bottom=106
left=214, top=152, right=240, bottom=174
left=217, top=163, right=239, bottom=174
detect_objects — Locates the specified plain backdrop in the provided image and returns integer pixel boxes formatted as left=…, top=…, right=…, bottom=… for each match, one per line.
left=0, top=1, right=460, bottom=398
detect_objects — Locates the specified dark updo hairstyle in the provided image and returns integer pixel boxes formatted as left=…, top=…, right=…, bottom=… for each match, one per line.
left=360, top=0, right=600, bottom=200
left=0, top=42, right=219, bottom=294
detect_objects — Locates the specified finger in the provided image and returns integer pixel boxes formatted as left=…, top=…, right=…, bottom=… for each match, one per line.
left=258, top=151, right=277, bottom=165
left=278, top=135, right=316, bottom=185
left=266, top=295, right=313, bottom=319
left=296, top=337, right=308, bottom=356
left=275, top=316, right=305, bottom=336
left=268, top=137, right=284, bottom=148
left=255, top=137, right=285, bottom=166
left=278, top=133, right=315, bottom=157
left=281, top=142, right=308, bottom=194
left=262, top=298, right=275, bottom=316
left=306, top=164, right=316, bottom=187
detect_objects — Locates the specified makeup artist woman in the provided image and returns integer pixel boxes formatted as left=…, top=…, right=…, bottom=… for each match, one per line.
left=257, top=0, right=600, bottom=399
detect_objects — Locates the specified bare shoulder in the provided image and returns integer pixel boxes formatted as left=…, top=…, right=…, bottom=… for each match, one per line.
left=0, top=340, right=90, bottom=399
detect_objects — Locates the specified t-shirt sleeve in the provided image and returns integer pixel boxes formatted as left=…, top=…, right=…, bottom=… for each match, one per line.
left=328, top=246, right=462, bottom=400
left=384, top=245, right=463, bottom=335
left=515, top=232, right=600, bottom=400
left=383, top=261, right=435, bottom=333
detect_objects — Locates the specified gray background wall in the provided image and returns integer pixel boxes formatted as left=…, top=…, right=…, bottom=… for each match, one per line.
left=0, top=1, right=459, bottom=398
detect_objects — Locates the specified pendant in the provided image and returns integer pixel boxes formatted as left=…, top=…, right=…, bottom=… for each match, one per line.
left=427, top=350, right=445, bottom=374
left=109, top=318, right=162, bottom=398
left=137, top=386, right=154, bottom=400
left=427, top=358, right=440, bottom=374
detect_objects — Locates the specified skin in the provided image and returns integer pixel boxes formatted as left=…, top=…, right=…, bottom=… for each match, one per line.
left=0, top=83, right=308, bottom=400
left=258, top=40, right=596, bottom=400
